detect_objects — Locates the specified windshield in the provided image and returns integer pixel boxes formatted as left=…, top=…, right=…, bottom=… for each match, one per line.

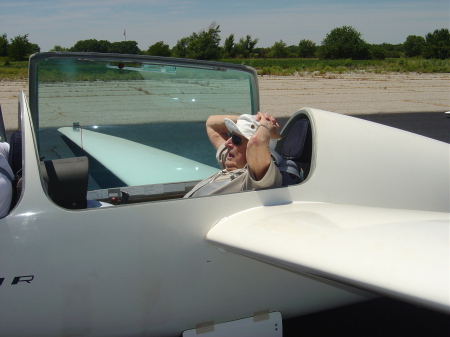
left=28, top=53, right=258, bottom=199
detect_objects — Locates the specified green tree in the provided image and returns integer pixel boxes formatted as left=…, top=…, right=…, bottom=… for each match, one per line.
left=0, top=34, right=8, bottom=57
left=223, top=34, right=236, bottom=58
left=422, top=28, right=450, bottom=59
left=298, top=39, right=317, bottom=58
left=109, top=41, right=140, bottom=54
left=267, top=40, right=289, bottom=58
left=370, top=45, right=386, bottom=60
left=287, top=45, right=298, bottom=56
left=50, top=45, right=69, bottom=52
left=147, top=41, right=171, bottom=56
left=252, top=47, right=269, bottom=58
left=8, top=34, right=38, bottom=60
left=235, top=35, right=259, bottom=58
left=378, top=43, right=404, bottom=58
left=318, top=26, right=370, bottom=60
left=30, top=43, right=40, bottom=54
left=172, top=23, right=222, bottom=60
left=172, top=37, right=191, bottom=58
left=70, top=39, right=111, bottom=53
left=186, top=23, right=222, bottom=60
left=404, top=35, right=425, bottom=57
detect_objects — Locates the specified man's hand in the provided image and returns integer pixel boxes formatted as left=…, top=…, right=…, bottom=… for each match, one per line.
left=255, top=112, right=281, bottom=139
left=206, top=115, right=238, bottom=150
left=247, top=112, right=279, bottom=181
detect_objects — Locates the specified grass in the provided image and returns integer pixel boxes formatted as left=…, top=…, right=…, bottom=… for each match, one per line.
left=220, top=58, right=450, bottom=75
left=0, top=58, right=28, bottom=80
left=0, top=57, right=449, bottom=81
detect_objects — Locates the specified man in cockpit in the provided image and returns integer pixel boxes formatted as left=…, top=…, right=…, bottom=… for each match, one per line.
left=185, top=112, right=284, bottom=197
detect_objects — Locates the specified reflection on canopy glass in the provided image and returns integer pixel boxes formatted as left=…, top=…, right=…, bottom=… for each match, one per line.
left=30, top=54, right=257, bottom=204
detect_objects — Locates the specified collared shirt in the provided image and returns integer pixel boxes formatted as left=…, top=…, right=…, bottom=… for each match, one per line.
left=185, top=143, right=282, bottom=198
left=0, top=143, right=13, bottom=218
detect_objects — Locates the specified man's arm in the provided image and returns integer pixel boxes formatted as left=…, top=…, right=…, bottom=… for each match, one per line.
left=247, top=112, right=280, bottom=181
left=206, top=115, right=238, bottom=150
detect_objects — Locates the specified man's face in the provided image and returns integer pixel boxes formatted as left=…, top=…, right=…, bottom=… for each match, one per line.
left=224, top=133, right=248, bottom=171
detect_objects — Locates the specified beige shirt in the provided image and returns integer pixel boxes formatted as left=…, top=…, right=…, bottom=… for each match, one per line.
left=185, top=144, right=282, bottom=197
left=0, top=143, right=13, bottom=218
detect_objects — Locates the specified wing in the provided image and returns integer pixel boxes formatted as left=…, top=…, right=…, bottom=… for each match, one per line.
left=207, top=202, right=450, bottom=314
left=58, top=127, right=217, bottom=186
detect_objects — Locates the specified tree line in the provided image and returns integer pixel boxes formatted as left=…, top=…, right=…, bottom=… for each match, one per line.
left=0, top=34, right=40, bottom=61
left=1, top=24, right=449, bottom=61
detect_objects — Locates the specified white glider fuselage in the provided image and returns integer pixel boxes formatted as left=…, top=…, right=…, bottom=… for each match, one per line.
left=0, top=53, right=448, bottom=337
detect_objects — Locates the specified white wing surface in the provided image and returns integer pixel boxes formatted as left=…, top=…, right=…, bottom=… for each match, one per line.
left=58, top=127, right=217, bottom=186
left=207, top=202, right=450, bottom=314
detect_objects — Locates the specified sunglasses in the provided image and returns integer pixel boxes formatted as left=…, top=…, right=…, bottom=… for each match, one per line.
left=230, top=133, right=244, bottom=146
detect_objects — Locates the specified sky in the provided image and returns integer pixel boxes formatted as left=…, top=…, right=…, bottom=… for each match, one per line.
left=1, top=0, right=449, bottom=52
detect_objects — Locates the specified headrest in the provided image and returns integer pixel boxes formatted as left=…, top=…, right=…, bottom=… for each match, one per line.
left=280, top=118, right=309, bottom=160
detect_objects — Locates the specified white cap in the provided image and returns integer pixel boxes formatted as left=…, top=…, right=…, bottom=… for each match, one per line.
left=224, top=114, right=259, bottom=140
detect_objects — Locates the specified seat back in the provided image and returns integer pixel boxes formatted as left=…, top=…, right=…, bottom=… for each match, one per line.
left=8, top=131, right=22, bottom=177
left=0, top=104, right=7, bottom=143
left=7, top=130, right=89, bottom=210
left=40, top=157, right=89, bottom=209
left=275, top=114, right=312, bottom=183
left=6, top=131, right=23, bottom=211
left=279, top=118, right=310, bottom=160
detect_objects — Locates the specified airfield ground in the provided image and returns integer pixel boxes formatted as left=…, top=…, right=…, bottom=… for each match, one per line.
left=0, top=72, right=448, bottom=132
left=258, top=72, right=449, bottom=116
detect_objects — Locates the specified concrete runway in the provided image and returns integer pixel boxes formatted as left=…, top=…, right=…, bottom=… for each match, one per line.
left=1, top=74, right=449, bottom=148
left=258, top=73, right=449, bottom=116
left=1, top=72, right=449, bottom=132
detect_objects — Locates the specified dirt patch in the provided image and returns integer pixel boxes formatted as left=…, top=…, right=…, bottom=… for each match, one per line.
left=258, top=73, right=449, bottom=116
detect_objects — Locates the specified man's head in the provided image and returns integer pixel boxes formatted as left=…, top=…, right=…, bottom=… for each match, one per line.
left=224, top=114, right=259, bottom=140
left=223, top=115, right=259, bottom=171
